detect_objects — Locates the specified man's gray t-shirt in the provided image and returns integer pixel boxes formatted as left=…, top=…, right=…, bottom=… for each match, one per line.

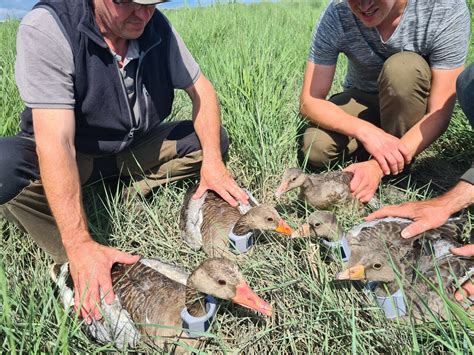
left=15, top=8, right=201, bottom=112
left=309, top=0, right=471, bottom=93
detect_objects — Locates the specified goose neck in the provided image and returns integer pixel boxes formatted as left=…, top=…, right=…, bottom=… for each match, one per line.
left=184, top=286, right=208, bottom=317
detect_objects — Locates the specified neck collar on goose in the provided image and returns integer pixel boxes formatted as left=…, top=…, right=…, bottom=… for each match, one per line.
left=365, top=282, right=407, bottom=319
left=181, top=295, right=217, bottom=338
left=229, top=228, right=254, bottom=254
left=322, top=236, right=351, bottom=262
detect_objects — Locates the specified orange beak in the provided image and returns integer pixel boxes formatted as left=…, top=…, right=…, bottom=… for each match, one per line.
left=275, top=219, right=293, bottom=235
left=291, top=223, right=311, bottom=238
left=232, top=281, right=272, bottom=316
left=336, top=264, right=366, bottom=281
left=274, top=181, right=289, bottom=198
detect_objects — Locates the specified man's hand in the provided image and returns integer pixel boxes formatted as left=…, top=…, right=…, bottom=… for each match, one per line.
left=451, top=245, right=474, bottom=310
left=344, top=160, right=383, bottom=203
left=366, top=198, right=450, bottom=239
left=66, top=239, right=139, bottom=323
left=356, top=123, right=412, bottom=176
left=193, top=160, right=249, bottom=207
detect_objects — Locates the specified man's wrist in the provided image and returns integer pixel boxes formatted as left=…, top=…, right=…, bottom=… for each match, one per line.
left=62, top=231, right=93, bottom=251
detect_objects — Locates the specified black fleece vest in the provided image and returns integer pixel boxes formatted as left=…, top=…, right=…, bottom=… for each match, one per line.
left=20, top=0, right=174, bottom=155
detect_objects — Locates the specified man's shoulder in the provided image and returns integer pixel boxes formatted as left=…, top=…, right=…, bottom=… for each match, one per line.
left=412, top=0, right=467, bottom=13
left=20, top=7, right=56, bottom=29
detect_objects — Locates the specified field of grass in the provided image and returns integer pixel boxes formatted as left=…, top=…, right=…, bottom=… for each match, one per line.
left=1, top=1, right=474, bottom=353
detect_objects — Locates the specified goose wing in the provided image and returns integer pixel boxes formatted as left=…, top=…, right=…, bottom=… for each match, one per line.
left=180, top=185, right=207, bottom=250
left=139, top=258, right=189, bottom=286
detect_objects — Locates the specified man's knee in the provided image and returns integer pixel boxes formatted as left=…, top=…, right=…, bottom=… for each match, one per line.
left=456, top=63, right=474, bottom=126
left=300, top=127, right=346, bottom=168
left=379, top=52, right=431, bottom=100
left=174, top=122, right=229, bottom=158
left=0, top=137, right=39, bottom=205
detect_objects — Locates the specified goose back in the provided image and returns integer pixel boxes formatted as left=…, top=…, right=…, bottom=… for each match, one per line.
left=112, top=262, right=188, bottom=340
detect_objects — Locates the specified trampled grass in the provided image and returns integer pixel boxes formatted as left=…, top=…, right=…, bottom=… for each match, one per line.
left=1, top=1, right=474, bottom=353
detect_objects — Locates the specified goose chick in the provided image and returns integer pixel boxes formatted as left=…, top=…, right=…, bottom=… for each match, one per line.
left=112, top=257, right=272, bottom=350
left=291, top=210, right=343, bottom=240
left=180, top=186, right=293, bottom=258
left=336, top=218, right=473, bottom=320
left=275, top=168, right=359, bottom=210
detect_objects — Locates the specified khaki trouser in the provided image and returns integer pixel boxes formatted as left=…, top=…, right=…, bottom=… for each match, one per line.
left=300, top=52, right=431, bottom=168
left=0, top=120, right=228, bottom=264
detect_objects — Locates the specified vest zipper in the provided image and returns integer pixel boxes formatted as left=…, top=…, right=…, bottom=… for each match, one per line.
left=136, top=37, right=162, bottom=132
left=114, top=57, right=136, bottom=151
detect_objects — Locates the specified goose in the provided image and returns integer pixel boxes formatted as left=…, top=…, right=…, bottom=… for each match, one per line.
left=275, top=168, right=361, bottom=210
left=334, top=217, right=474, bottom=320
left=291, top=210, right=350, bottom=261
left=52, top=257, right=272, bottom=351
left=180, top=185, right=293, bottom=258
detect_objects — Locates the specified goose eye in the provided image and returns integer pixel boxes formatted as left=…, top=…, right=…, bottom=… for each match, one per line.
left=312, top=222, right=322, bottom=227
left=372, top=263, right=382, bottom=270
left=266, top=217, right=274, bottom=222
left=290, top=177, right=297, bottom=182
left=218, top=279, right=226, bottom=286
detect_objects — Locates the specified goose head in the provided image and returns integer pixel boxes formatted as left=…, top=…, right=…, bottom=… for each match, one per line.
left=336, top=235, right=406, bottom=293
left=233, top=204, right=293, bottom=236
left=275, top=168, right=306, bottom=198
left=292, top=211, right=343, bottom=240
left=187, top=258, right=272, bottom=316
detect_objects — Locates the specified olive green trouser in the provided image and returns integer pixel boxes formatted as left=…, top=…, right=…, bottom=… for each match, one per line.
left=300, top=52, right=431, bottom=168
left=0, top=121, right=227, bottom=264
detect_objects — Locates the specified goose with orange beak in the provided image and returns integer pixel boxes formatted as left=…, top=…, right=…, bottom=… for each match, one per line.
left=53, top=257, right=272, bottom=349
left=180, top=185, right=293, bottom=258
left=334, top=217, right=474, bottom=320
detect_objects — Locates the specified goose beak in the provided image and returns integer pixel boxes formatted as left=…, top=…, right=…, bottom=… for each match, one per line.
left=274, top=182, right=289, bottom=198
left=336, top=264, right=366, bottom=281
left=232, top=281, right=273, bottom=316
left=275, top=219, right=293, bottom=235
left=291, top=223, right=311, bottom=238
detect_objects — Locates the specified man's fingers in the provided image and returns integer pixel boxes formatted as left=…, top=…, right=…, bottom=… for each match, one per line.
left=192, top=184, right=207, bottom=200
left=349, top=171, right=363, bottom=193
left=232, top=185, right=249, bottom=205
left=400, top=221, right=429, bottom=239
left=373, top=153, right=390, bottom=175
left=384, top=153, right=400, bottom=175
left=451, top=244, right=474, bottom=257
left=392, top=151, right=405, bottom=174
left=115, top=252, right=140, bottom=265
left=366, top=206, right=398, bottom=221
left=399, top=146, right=411, bottom=165
left=454, top=280, right=474, bottom=301
left=217, top=188, right=238, bottom=207
left=98, top=274, right=115, bottom=305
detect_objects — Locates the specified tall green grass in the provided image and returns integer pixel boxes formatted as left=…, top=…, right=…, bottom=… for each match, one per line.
left=1, top=1, right=473, bottom=353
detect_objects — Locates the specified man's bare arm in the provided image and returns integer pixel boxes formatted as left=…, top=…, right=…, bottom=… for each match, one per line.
left=33, top=108, right=138, bottom=323
left=185, top=75, right=248, bottom=207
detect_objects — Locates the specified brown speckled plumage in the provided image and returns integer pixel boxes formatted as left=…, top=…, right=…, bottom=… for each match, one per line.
left=276, top=168, right=359, bottom=210
left=180, top=185, right=289, bottom=258
left=110, top=257, right=256, bottom=348
left=342, top=218, right=473, bottom=320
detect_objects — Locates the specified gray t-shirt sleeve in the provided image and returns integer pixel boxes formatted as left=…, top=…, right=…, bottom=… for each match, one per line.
left=308, top=2, right=342, bottom=66
left=429, top=1, right=471, bottom=69
left=15, top=8, right=75, bottom=109
left=460, top=162, right=474, bottom=184
left=169, top=26, right=201, bottom=89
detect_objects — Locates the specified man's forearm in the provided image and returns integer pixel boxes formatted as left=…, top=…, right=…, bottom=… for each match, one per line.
left=400, top=108, right=453, bottom=157
left=437, top=180, right=474, bottom=216
left=37, top=143, right=91, bottom=249
left=190, top=76, right=223, bottom=163
left=300, top=96, right=371, bottom=139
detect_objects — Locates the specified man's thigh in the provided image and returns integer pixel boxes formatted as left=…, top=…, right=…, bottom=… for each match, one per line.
left=300, top=89, right=379, bottom=167
left=116, top=120, right=229, bottom=176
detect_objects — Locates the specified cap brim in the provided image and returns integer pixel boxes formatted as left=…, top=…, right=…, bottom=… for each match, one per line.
left=133, top=0, right=169, bottom=4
